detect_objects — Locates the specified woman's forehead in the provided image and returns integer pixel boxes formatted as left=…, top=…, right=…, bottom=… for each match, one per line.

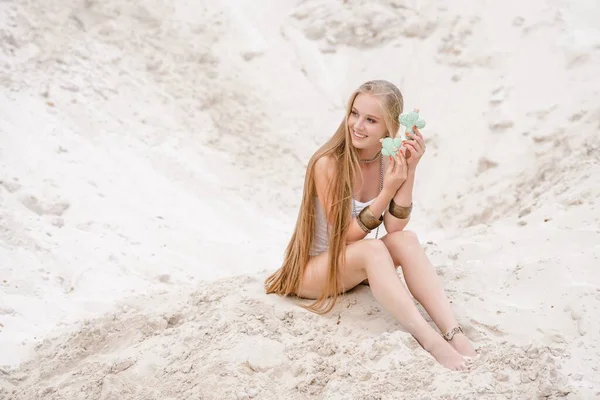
left=353, top=93, right=383, bottom=117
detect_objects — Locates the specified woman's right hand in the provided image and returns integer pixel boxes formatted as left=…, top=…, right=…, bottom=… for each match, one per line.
left=383, top=148, right=408, bottom=195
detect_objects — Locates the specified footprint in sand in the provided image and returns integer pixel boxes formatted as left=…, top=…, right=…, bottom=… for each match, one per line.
left=19, top=194, right=70, bottom=217
left=0, top=178, right=22, bottom=193
left=469, top=319, right=507, bottom=338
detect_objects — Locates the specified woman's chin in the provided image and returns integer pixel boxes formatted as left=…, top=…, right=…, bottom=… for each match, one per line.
left=351, top=138, right=375, bottom=150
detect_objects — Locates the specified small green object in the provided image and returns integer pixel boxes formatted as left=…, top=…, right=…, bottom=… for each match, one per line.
left=380, top=137, right=402, bottom=157
left=399, top=110, right=426, bottom=136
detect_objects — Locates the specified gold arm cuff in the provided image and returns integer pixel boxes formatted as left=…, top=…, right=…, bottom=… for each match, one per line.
left=356, top=216, right=371, bottom=233
left=358, top=205, right=383, bottom=231
left=389, top=199, right=413, bottom=219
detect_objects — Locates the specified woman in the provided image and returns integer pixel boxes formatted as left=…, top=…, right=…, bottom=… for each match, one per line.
left=265, top=80, right=476, bottom=370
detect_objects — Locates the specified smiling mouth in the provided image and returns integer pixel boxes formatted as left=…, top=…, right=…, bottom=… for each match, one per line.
left=352, top=130, right=367, bottom=139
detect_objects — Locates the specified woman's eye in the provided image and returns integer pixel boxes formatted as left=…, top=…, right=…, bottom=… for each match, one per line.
left=367, top=118, right=376, bottom=123
left=351, top=111, right=358, bottom=116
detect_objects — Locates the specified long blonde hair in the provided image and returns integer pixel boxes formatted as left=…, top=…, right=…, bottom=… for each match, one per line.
left=264, top=80, right=404, bottom=313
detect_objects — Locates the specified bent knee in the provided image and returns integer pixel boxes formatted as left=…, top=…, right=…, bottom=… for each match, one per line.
left=360, top=239, right=392, bottom=263
left=389, top=229, right=420, bottom=244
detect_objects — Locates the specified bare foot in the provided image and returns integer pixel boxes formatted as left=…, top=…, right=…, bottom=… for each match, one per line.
left=449, top=334, right=477, bottom=358
left=426, top=339, right=468, bottom=371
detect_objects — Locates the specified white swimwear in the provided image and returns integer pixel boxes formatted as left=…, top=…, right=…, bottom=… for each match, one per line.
left=308, top=196, right=376, bottom=256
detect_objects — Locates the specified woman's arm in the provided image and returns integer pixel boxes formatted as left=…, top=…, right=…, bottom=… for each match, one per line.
left=346, top=187, right=395, bottom=243
left=314, top=156, right=395, bottom=244
left=383, top=126, right=427, bottom=233
left=383, top=168, right=415, bottom=233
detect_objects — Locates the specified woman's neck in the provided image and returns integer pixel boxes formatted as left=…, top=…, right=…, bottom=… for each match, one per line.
left=358, top=148, right=381, bottom=163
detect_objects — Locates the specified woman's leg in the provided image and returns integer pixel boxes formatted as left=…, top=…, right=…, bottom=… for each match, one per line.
left=381, top=230, right=477, bottom=357
left=298, top=239, right=468, bottom=370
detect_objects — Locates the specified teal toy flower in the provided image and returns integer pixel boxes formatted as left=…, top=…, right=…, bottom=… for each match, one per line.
left=380, top=137, right=402, bottom=157
left=399, top=110, right=426, bottom=137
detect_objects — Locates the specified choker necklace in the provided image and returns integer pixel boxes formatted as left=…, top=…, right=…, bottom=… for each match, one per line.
left=359, top=150, right=381, bottom=164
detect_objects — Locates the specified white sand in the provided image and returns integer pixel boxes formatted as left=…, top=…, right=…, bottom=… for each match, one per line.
left=1, top=0, right=599, bottom=398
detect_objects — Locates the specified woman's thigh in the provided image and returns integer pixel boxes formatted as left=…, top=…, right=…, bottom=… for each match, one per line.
left=297, top=239, right=385, bottom=299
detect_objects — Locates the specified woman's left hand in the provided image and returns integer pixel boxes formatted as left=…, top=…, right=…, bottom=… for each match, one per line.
left=402, top=126, right=426, bottom=170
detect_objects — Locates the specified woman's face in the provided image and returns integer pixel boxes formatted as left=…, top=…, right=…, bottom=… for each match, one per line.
left=347, top=93, right=388, bottom=151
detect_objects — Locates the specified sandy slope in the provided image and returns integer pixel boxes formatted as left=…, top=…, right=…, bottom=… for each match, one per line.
left=0, top=276, right=577, bottom=399
left=1, top=0, right=599, bottom=398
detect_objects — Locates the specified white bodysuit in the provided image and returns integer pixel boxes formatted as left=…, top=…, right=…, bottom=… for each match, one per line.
left=308, top=196, right=376, bottom=256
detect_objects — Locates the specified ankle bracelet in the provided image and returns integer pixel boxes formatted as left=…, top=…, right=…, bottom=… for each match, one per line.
left=443, top=325, right=464, bottom=341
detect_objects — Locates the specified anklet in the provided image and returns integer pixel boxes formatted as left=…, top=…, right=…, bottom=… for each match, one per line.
left=443, top=325, right=464, bottom=341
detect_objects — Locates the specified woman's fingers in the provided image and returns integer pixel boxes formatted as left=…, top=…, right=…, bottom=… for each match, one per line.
left=411, top=131, right=426, bottom=149
left=409, top=129, right=426, bottom=151
left=397, top=149, right=407, bottom=173
left=396, top=151, right=405, bottom=164
left=388, top=155, right=396, bottom=173
left=390, top=154, right=398, bottom=171
left=412, top=126, right=423, bottom=138
left=404, top=141, right=422, bottom=156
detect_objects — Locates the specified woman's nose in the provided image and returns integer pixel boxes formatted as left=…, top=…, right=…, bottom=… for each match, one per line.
left=354, top=118, right=364, bottom=130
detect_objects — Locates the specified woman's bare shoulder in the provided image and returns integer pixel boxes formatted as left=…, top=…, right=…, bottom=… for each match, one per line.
left=313, top=154, right=336, bottom=177
left=312, top=154, right=337, bottom=199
